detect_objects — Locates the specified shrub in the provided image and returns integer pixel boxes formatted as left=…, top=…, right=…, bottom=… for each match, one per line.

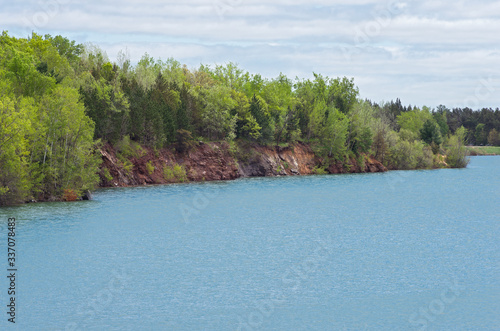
left=386, top=139, right=418, bottom=170
left=416, top=144, right=434, bottom=169
left=446, top=127, right=470, bottom=168
left=115, top=135, right=145, bottom=158
left=116, top=153, right=134, bottom=175
left=356, top=153, right=365, bottom=170
left=62, top=188, right=78, bottom=201
left=311, top=166, right=327, bottom=175
left=146, top=161, right=155, bottom=175
left=102, top=168, right=113, bottom=182
left=163, top=163, right=188, bottom=183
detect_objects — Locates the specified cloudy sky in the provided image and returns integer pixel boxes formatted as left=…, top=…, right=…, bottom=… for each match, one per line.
left=2, top=0, right=499, bottom=109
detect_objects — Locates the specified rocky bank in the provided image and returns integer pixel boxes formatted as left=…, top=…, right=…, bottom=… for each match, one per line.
left=98, top=141, right=387, bottom=188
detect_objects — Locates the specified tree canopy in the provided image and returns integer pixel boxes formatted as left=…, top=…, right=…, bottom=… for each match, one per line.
left=1, top=31, right=497, bottom=204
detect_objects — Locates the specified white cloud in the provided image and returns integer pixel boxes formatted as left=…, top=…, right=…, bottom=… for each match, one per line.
left=1, top=0, right=499, bottom=108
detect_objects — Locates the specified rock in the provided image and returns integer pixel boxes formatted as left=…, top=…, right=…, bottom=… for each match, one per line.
left=82, top=190, right=92, bottom=200
left=97, top=140, right=387, bottom=189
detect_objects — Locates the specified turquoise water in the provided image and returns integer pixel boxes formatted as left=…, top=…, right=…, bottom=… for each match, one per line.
left=1, top=156, right=499, bottom=330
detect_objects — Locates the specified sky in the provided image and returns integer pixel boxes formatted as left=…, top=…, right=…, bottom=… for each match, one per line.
left=2, top=0, right=499, bottom=109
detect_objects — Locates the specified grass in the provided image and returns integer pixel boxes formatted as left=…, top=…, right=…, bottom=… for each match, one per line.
left=467, top=146, right=500, bottom=155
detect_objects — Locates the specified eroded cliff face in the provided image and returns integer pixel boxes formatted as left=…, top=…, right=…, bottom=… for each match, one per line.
left=99, top=141, right=387, bottom=187
left=237, top=143, right=319, bottom=177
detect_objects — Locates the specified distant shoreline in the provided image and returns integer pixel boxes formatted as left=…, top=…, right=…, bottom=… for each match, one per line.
left=467, top=146, right=500, bottom=156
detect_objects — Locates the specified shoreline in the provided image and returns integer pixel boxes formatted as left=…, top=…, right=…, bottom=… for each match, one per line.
left=10, top=141, right=484, bottom=205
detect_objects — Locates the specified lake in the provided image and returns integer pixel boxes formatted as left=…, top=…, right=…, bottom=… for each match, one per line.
left=1, top=156, right=499, bottom=330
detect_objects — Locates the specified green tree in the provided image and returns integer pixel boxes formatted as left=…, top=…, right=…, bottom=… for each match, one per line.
left=35, top=86, right=100, bottom=198
left=0, top=95, right=33, bottom=204
left=321, top=108, right=349, bottom=159
left=487, top=128, right=500, bottom=146
left=200, top=85, right=237, bottom=140
left=248, top=94, right=273, bottom=142
left=420, top=119, right=443, bottom=146
left=397, top=107, right=432, bottom=136
left=433, top=107, right=449, bottom=137
left=475, top=123, right=487, bottom=145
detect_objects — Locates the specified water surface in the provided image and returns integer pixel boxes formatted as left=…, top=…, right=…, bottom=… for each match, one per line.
left=1, top=156, right=499, bottom=330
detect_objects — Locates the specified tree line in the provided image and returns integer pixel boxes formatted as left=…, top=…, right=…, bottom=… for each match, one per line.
left=1, top=32, right=496, bottom=205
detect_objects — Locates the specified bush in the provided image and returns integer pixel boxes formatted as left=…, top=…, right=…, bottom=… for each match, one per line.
left=416, top=145, right=434, bottom=169
left=163, top=163, right=188, bottom=183
left=446, top=127, right=470, bottom=168
left=62, top=188, right=78, bottom=201
left=146, top=161, right=155, bottom=175
left=102, top=168, right=113, bottom=182
left=116, top=153, right=134, bottom=175
left=355, top=153, right=365, bottom=170
left=115, top=135, right=145, bottom=159
left=311, top=166, right=327, bottom=175
left=387, top=139, right=432, bottom=170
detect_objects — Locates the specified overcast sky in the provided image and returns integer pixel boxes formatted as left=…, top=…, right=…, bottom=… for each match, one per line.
left=2, top=0, right=499, bottom=109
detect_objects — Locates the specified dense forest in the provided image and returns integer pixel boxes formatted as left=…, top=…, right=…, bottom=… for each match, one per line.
left=1, top=32, right=499, bottom=205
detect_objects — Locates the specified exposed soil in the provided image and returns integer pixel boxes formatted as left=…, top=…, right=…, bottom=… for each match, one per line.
left=99, top=141, right=387, bottom=188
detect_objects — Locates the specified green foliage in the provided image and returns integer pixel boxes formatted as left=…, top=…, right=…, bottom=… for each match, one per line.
left=397, top=107, right=432, bottom=136
left=3, top=31, right=488, bottom=204
left=276, top=164, right=283, bottom=173
left=79, top=68, right=130, bottom=141
left=146, top=161, right=155, bottom=175
left=420, top=119, right=443, bottom=147
left=248, top=94, right=273, bottom=142
left=311, top=166, right=328, bottom=175
left=102, top=167, right=113, bottom=182
left=200, top=85, right=237, bottom=140
left=0, top=33, right=100, bottom=205
left=446, top=126, right=470, bottom=168
left=115, top=135, right=144, bottom=158
left=355, top=153, right=365, bottom=170
left=320, top=108, right=349, bottom=160
left=44, top=34, right=83, bottom=65
left=433, top=110, right=449, bottom=137
left=0, top=96, right=33, bottom=204
left=475, top=123, right=487, bottom=145
left=163, top=163, right=188, bottom=183
left=385, top=132, right=433, bottom=170
left=467, top=146, right=500, bottom=155
left=175, top=129, right=197, bottom=153
left=116, top=153, right=134, bottom=176
left=487, top=128, right=500, bottom=146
